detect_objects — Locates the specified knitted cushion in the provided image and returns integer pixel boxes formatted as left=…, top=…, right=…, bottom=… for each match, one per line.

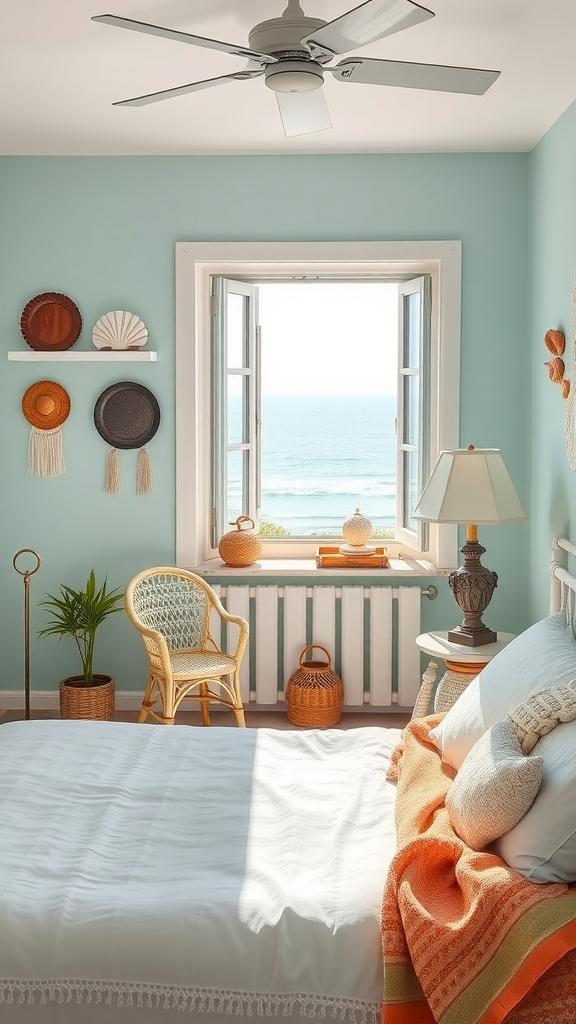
left=445, top=719, right=543, bottom=851
left=507, top=682, right=576, bottom=754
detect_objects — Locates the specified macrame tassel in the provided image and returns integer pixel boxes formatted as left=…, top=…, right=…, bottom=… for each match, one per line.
left=104, top=446, right=121, bottom=495
left=137, top=446, right=154, bottom=495
left=27, top=426, right=65, bottom=477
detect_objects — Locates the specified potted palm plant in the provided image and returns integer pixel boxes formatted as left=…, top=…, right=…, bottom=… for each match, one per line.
left=38, top=570, right=124, bottom=720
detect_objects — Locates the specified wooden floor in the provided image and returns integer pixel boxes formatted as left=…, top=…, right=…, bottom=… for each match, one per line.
left=0, top=707, right=410, bottom=729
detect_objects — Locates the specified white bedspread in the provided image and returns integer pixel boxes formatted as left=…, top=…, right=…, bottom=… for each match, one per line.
left=0, top=720, right=401, bottom=1024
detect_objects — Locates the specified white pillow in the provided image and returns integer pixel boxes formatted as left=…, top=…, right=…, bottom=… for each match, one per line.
left=429, top=613, right=576, bottom=883
left=492, top=719, right=576, bottom=882
left=445, top=719, right=543, bottom=851
left=429, top=613, right=576, bottom=770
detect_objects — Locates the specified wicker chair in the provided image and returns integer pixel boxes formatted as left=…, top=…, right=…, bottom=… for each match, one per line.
left=125, top=567, right=248, bottom=726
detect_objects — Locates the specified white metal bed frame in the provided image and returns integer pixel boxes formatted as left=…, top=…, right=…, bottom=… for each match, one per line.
left=550, top=535, right=576, bottom=618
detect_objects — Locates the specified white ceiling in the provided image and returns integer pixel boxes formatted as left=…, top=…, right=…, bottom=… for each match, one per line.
left=2, top=0, right=576, bottom=155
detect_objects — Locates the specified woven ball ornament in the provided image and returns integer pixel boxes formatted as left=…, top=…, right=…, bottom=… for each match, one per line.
left=218, top=517, right=262, bottom=567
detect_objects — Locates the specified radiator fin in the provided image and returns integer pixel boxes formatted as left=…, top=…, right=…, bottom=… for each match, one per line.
left=312, top=586, right=336, bottom=656
left=369, top=587, right=393, bottom=706
left=340, top=586, right=365, bottom=706
left=283, top=587, right=307, bottom=703
left=397, top=585, right=423, bottom=707
left=223, top=584, right=251, bottom=704
left=254, top=586, right=279, bottom=704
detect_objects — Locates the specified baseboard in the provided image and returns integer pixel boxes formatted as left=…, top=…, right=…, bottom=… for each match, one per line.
left=0, top=690, right=144, bottom=711
left=0, top=690, right=411, bottom=715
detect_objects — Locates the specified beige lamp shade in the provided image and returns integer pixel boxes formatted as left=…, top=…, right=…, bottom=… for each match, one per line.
left=413, top=448, right=526, bottom=525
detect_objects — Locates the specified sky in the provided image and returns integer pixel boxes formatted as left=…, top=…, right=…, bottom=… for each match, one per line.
left=257, top=281, right=398, bottom=397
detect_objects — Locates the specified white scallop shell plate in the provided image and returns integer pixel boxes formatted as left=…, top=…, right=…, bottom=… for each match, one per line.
left=92, top=310, right=148, bottom=350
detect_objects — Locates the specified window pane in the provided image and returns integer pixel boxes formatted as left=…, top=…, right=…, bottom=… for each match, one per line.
left=404, top=291, right=420, bottom=369
left=403, top=449, right=419, bottom=531
left=258, top=395, right=396, bottom=537
left=257, top=282, right=398, bottom=539
left=227, top=376, right=244, bottom=445
left=226, top=450, right=244, bottom=525
left=227, top=293, right=246, bottom=369
left=403, top=374, right=419, bottom=446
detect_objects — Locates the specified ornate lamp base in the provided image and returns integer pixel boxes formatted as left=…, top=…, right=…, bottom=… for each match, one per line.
left=447, top=534, right=498, bottom=647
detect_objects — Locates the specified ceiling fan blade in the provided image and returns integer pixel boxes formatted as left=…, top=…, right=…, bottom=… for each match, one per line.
left=92, top=14, right=277, bottom=64
left=329, top=57, right=500, bottom=95
left=302, top=0, right=434, bottom=60
left=275, top=89, right=332, bottom=137
left=112, top=69, right=264, bottom=107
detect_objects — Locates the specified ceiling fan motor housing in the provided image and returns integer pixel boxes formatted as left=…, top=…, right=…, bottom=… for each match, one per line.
left=250, top=13, right=328, bottom=95
left=248, top=15, right=329, bottom=60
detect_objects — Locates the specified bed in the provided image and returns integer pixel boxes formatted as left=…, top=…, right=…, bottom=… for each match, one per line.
left=1, top=537, right=576, bottom=1024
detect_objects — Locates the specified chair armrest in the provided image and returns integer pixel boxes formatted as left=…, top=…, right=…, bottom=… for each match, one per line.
left=220, top=611, right=250, bottom=661
left=135, top=624, right=174, bottom=679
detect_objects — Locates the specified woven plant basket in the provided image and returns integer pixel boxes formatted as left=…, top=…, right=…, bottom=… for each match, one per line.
left=59, top=674, right=115, bottom=721
left=285, top=645, right=343, bottom=727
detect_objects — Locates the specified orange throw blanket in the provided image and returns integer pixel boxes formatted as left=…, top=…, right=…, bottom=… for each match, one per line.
left=381, top=716, right=576, bottom=1024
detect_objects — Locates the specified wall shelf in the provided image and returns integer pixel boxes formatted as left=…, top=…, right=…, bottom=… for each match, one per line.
left=8, top=351, right=158, bottom=362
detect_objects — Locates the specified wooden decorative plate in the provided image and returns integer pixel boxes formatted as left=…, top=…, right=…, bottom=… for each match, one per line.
left=20, top=292, right=82, bottom=351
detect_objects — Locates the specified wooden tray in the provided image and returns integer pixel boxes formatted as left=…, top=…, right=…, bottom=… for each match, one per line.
left=315, top=545, right=389, bottom=568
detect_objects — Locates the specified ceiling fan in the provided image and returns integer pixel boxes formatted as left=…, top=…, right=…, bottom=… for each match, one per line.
left=92, top=0, right=501, bottom=138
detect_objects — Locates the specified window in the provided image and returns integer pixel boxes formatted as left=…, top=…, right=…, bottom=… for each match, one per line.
left=176, top=242, right=461, bottom=570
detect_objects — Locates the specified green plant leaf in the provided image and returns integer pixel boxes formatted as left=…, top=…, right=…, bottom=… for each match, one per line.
left=38, top=571, right=124, bottom=685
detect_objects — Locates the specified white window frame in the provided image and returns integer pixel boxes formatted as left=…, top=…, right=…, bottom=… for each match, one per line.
left=396, top=275, right=432, bottom=553
left=175, top=241, right=461, bottom=570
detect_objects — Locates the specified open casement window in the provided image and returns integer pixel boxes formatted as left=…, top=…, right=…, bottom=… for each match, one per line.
left=396, top=276, right=431, bottom=554
left=211, top=273, right=432, bottom=554
left=211, top=277, right=259, bottom=548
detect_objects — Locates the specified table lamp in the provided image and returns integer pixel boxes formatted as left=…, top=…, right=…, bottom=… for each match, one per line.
left=413, top=446, right=526, bottom=647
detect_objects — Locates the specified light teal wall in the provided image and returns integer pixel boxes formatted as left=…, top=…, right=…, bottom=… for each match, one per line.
left=0, top=154, right=530, bottom=695
left=528, top=101, right=576, bottom=619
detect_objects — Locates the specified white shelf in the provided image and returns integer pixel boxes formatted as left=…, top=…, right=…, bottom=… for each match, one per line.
left=8, top=351, right=158, bottom=362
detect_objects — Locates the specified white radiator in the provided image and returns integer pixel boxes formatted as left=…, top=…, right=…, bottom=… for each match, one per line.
left=212, top=585, right=424, bottom=711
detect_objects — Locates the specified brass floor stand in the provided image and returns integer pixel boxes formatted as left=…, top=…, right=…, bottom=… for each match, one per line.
left=12, top=549, right=42, bottom=721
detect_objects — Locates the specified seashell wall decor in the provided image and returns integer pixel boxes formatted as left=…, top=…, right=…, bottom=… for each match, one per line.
left=92, top=310, right=148, bottom=350
left=543, top=328, right=570, bottom=398
left=545, top=356, right=565, bottom=383
left=544, top=328, right=565, bottom=356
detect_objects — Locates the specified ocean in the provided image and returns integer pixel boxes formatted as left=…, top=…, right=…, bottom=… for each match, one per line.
left=256, top=395, right=397, bottom=537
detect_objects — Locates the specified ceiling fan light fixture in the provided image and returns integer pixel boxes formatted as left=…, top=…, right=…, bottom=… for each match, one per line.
left=264, top=60, right=324, bottom=93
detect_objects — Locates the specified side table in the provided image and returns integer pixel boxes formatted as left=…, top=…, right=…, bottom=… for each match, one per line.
left=413, top=631, right=516, bottom=716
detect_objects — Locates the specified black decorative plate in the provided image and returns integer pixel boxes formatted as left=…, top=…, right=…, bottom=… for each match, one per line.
left=93, top=382, right=160, bottom=450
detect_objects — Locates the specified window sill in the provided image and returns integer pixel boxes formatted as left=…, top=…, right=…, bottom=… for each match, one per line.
left=191, top=557, right=450, bottom=578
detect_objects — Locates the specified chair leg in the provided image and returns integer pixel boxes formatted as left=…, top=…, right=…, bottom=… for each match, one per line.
left=232, top=670, right=246, bottom=727
left=199, top=682, right=210, bottom=726
left=138, top=672, right=156, bottom=723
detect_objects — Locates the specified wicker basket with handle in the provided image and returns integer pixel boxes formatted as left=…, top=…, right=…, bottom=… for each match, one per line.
left=285, top=645, right=343, bottom=727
